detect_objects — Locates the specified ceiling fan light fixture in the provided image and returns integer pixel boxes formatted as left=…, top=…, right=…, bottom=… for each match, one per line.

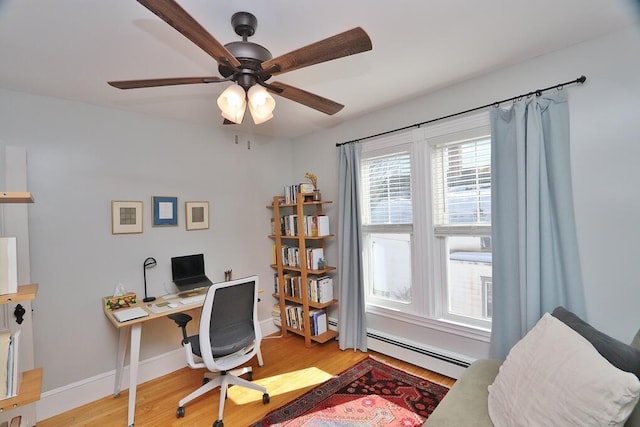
left=247, top=85, right=276, bottom=124
left=217, top=83, right=246, bottom=124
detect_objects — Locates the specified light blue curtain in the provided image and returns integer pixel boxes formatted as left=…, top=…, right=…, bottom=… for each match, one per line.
left=337, top=143, right=367, bottom=351
left=489, top=90, right=585, bottom=359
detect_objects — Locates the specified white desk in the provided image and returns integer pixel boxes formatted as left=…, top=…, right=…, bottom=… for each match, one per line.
left=103, top=293, right=205, bottom=427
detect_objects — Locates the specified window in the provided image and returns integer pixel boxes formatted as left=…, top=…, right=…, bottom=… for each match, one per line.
left=361, top=145, right=414, bottom=311
left=360, top=114, right=492, bottom=332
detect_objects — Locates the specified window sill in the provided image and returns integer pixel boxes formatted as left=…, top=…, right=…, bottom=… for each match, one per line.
left=365, top=304, right=491, bottom=342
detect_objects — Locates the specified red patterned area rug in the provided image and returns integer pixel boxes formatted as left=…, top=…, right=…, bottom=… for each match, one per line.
left=254, top=357, right=449, bottom=426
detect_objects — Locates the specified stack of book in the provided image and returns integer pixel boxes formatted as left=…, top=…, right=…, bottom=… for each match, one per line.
left=0, top=329, right=20, bottom=400
left=283, top=185, right=301, bottom=204
left=282, top=305, right=328, bottom=336
left=278, top=214, right=330, bottom=237
left=304, top=215, right=330, bottom=237
left=282, top=274, right=302, bottom=298
left=308, top=309, right=328, bottom=336
left=306, top=247, right=324, bottom=270
left=308, top=276, right=334, bottom=304
left=272, top=304, right=282, bottom=328
left=281, top=245, right=300, bottom=267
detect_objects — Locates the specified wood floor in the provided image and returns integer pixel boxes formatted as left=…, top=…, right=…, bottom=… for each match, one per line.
left=38, top=334, right=455, bottom=427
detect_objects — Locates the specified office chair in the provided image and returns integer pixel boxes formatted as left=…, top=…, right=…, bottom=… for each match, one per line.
left=168, top=275, right=269, bottom=427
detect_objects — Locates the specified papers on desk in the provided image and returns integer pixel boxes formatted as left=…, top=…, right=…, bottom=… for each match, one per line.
left=147, top=301, right=178, bottom=314
left=113, top=307, right=149, bottom=323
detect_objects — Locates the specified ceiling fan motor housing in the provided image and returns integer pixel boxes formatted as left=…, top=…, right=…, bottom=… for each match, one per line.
left=219, top=12, right=274, bottom=90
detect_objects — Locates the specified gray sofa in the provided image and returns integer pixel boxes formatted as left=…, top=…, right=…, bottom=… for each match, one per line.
left=425, top=308, right=640, bottom=427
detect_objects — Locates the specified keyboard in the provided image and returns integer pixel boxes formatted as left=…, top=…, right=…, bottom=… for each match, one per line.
left=179, top=294, right=206, bottom=305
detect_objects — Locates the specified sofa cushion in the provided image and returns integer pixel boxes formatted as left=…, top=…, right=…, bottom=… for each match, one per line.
left=425, top=359, right=501, bottom=427
left=488, top=313, right=640, bottom=427
left=552, top=306, right=640, bottom=379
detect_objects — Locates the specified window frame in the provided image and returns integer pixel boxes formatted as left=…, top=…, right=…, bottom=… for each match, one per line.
left=360, top=133, right=424, bottom=314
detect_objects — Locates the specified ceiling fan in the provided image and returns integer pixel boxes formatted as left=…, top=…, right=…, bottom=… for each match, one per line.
left=108, top=0, right=373, bottom=124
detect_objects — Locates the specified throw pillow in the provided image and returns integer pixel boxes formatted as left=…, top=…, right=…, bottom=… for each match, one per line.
left=552, top=306, right=640, bottom=379
left=488, top=313, right=640, bottom=427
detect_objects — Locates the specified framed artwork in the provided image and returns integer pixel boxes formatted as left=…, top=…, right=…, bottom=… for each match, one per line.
left=152, top=196, right=178, bottom=227
left=185, top=201, right=209, bottom=230
left=111, top=201, right=143, bottom=234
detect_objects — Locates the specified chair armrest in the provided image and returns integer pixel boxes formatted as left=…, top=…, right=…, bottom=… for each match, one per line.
left=168, top=313, right=193, bottom=344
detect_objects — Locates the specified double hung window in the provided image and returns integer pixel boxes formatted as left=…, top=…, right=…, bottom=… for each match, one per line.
left=360, top=113, right=492, bottom=332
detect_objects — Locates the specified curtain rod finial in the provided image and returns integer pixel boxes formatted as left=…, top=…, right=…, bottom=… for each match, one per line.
left=578, top=75, right=587, bottom=84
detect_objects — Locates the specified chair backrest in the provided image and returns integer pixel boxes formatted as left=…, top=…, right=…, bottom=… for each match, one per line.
left=198, top=275, right=262, bottom=371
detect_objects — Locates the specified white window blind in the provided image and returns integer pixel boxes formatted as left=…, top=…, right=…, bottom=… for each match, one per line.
left=432, top=137, right=491, bottom=227
left=361, top=152, right=412, bottom=225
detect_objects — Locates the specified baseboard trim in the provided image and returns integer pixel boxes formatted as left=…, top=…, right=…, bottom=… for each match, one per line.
left=36, top=319, right=281, bottom=422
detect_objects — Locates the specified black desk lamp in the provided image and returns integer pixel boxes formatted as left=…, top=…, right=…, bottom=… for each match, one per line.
left=143, top=257, right=157, bottom=303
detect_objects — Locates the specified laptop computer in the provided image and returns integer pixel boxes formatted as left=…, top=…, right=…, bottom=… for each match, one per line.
left=171, top=254, right=213, bottom=294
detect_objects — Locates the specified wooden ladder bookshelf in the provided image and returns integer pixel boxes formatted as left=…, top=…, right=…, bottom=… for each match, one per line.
left=0, top=193, right=42, bottom=416
left=269, top=194, right=338, bottom=347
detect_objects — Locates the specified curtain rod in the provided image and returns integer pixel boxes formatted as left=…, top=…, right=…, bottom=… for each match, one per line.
left=335, top=75, right=586, bottom=147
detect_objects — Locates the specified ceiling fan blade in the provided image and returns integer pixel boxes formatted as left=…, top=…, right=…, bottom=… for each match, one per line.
left=108, top=76, right=223, bottom=89
left=262, top=27, right=372, bottom=76
left=136, top=0, right=241, bottom=68
left=268, top=81, right=344, bottom=115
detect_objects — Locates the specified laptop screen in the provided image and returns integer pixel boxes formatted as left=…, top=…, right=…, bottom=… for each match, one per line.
left=171, top=254, right=205, bottom=282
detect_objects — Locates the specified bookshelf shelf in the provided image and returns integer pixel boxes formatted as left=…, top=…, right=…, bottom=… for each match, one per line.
left=273, top=294, right=338, bottom=310
left=0, top=284, right=38, bottom=304
left=285, top=326, right=338, bottom=344
left=0, top=192, right=34, bottom=204
left=269, top=194, right=337, bottom=347
left=0, top=368, right=42, bottom=411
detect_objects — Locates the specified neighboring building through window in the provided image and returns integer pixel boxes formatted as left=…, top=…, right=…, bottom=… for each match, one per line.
left=359, top=113, right=492, bottom=333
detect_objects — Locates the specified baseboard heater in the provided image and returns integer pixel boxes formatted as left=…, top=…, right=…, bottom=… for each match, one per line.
left=367, top=332, right=470, bottom=368
left=328, top=319, right=471, bottom=378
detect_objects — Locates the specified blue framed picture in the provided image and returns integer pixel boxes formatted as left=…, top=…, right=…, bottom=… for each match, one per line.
left=152, top=196, right=178, bottom=227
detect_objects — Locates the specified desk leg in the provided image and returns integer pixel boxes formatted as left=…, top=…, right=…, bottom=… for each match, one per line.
left=127, top=323, right=142, bottom=427
left=114, top=326, right=129, bottom=398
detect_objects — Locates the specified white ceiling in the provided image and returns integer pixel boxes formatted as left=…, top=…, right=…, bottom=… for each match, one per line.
left=0, top=0, right=637, bottom=139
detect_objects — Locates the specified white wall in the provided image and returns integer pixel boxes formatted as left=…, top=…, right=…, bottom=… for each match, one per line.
left=291, top=25, right=640, bottom=360
left=0, top=90, right=294, bottom=392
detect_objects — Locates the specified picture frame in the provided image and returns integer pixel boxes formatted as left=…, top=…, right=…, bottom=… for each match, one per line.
left=185, top=201, right=209, bottom=230
left=152, top=196, right=178, bottom=227
left=111, top=201, right=143, bottom=234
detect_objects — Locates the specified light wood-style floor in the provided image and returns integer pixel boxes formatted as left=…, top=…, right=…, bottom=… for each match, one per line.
left=38, top=334, right=455, bottom=427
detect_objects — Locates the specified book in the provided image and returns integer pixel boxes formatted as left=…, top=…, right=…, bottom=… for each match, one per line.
left=317, top=276, right=334, bottom=303
left=0, top=330, right=10, bottom=400
left=309, top=309, right=327, bottom=335
left=6, top=329, right=20, bottom=398
left=272, top=304, right=282, bottom=327
left=316, top=215, right=330, bottom=236
left=303, top=215, right=330, bottom=237
left=0, top=238, right=18, bottom=295
left=306, top=248, right=324, bottom=270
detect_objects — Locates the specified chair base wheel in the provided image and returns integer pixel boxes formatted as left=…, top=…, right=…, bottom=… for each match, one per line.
left=263, top=393, right=270, bottom=404
left=213, top=420, right=223, bottom=427
left=176, top=406, right=185, bottom=418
